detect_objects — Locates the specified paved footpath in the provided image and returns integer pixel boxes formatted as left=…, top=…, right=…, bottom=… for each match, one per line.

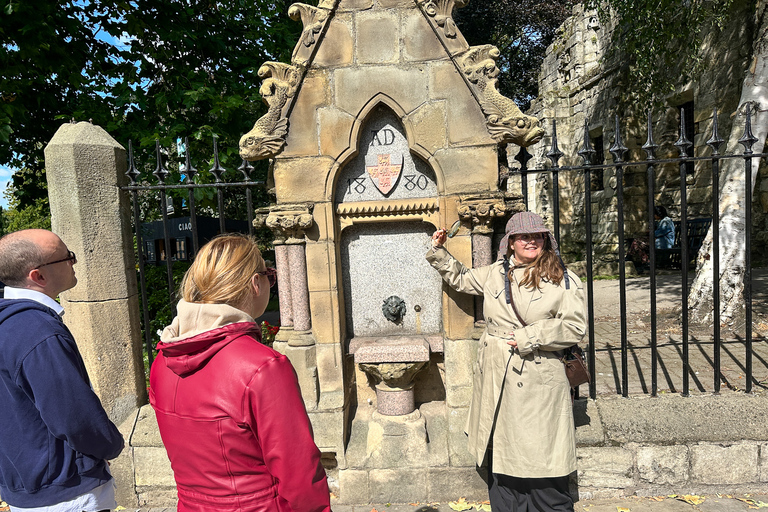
left=131, top=492, right=768, bottom=511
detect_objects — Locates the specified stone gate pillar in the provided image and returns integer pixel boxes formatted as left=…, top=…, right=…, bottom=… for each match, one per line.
left=44, top=121, right=146, bottom=507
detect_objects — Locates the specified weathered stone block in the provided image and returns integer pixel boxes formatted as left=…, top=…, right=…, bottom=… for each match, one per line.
left=339, top=469, right=369, bottom=504
left=131, top=404, right=163, bottom=447
left=318, top=107, right=355, bottom=159
left=447, top=406, right=475, bottom=467
left=429, top=61, right=492, bottom=145
left=337, top=0, right=373, bottom=12
left=134, top=446, right=175, bottom=487
left=577, top=447, right=634, bottom=489
left=308, top=409, right=345, bottom=452
left=285, top=344, right=319, bottom=409
left=637, top=445, right=689, bottom=485
left=274, top=156, right=334, bottom=203
left=403, top=10, right=446, bottom=62
left=45, top=122, right=137, bottom=303
left=112, top=408, right=140, bottom=508
left=314, top=17, right=354, bottom=67
left=61, top=297, right=146, bottom=424
left=691, top=443, right=759, bottom=485
left=283, top=73, right=329, bottom=157
left=761, top=443, right=768, bottom=482
left=309, top=289, right=343, bottom=345
left=334, top=67, right=429, bottom=117
left=136, top=486, right=178, bottom=508
left=421, top=401, right=450, bottom=466
left=427, top=467, right=488, bottom=502
left=432, top=146, right=497, bottom=194
left=406, top=101, right=448, bottom=155
left=440, top=236, right=475, bottom=341
left=315, top=342, right=344, bottom=396
left=573, top=398, right=605, bottom=446
left=369, top=468, right=427, bottom=503
left=305, top=241, right=336, bottom=292
left=357, top=11, right=399, bottom=64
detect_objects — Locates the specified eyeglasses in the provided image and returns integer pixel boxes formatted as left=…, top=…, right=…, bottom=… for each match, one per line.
left=514, top=233, right=545, bottom=243
left=34, top=250, right=77, bottom=269
left=255, top=267, right=277, bottom=288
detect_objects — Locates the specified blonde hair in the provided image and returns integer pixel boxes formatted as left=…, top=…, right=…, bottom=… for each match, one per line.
left=508, top=236, right=564, bottom=289
left=181, top=233, right=265, bottom=308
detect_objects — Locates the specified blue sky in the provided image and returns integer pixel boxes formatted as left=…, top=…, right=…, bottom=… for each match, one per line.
left=0, top=165, right=12, bottom=209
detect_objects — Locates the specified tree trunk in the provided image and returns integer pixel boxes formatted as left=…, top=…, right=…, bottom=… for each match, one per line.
left=688, top=1, right=768, bottom=325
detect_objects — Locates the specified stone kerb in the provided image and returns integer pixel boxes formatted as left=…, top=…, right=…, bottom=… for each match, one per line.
left=44, top=121, right=145, bottom=427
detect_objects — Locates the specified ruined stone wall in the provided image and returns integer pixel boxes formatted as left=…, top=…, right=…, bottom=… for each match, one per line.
left=522, top=0, right=768, bottom=268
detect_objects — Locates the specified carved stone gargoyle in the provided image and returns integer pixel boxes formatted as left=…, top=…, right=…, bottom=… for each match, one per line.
left=239, top=62, right=300, bottom=161
left=458, top=45, right=545, bottom=148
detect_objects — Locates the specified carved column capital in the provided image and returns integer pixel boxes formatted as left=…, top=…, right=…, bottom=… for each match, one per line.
left=265, top=204, right=314, bottom=244
left=457, top=193, right=510, bottom=234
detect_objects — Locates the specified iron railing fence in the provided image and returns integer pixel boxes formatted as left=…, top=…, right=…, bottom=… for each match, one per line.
left=515, top=105, right=767, bottom=399
left=120, top=137, right=266, bottom=367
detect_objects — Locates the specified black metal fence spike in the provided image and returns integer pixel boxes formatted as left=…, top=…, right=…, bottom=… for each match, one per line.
left=706, top=108, right=725, bottom=156
left=209, top=135, right=226, bottom=182
left=738, top=102, right=759, bottom=154
left=674, top=108, right=693, bottom=157
left=608, top=115, right=628, bottom=163
left=642, top=109, right=658, bottom=160
left=153, top=139, right=169, bottom=183
left=238, top=159, right=254, bottom=181
left=577, top=120, right=595, bottom=165
left=127, top=140, right=140, bottom=184
left=546, top=119, right=564, bottom=167
left=182, top=136, right=197, bottom=182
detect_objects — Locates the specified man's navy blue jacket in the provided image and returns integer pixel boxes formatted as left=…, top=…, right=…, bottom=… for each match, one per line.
left=0, top=299, right=124, bottom=508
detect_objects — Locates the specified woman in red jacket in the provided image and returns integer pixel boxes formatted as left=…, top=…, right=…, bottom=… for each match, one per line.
left=150, top=234, right=331, bottom=512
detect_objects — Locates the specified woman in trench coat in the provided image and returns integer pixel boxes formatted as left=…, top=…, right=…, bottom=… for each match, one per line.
left=427, top=211, right=587, bottom=512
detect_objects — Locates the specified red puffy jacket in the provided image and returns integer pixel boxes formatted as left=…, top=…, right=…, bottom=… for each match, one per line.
left=150, top=320, right=330, bottom=512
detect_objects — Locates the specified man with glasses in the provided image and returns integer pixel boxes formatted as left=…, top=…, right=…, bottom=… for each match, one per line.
left=0, top=229, right=124, bottom=512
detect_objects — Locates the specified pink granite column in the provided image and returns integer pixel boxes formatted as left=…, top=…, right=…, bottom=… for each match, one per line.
left=472, top=230, right=493, bottom=322
left=274, top=243, right=293, bottom=329
left=287, top=243, right=311, bottom=332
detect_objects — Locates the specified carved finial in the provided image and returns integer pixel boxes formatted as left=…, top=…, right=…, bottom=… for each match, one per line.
left=457, top=46, right=545, bottom=147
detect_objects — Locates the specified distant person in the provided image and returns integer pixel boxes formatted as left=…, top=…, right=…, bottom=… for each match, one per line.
left=427, top=212, right=586, bottom=512
left=654, top=205, right=675, bottom=249
left=150, top=234, right=330, bottom=512
left=0, top=229, right=124, bottom=511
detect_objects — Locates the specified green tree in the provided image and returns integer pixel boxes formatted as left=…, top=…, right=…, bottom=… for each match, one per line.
left=455, top=0, right=578, bottom=111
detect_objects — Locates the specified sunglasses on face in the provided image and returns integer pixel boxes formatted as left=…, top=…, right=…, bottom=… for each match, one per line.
left=34, top=250, right=77, bottom=269
left=255, top=267, right=277, bottom=288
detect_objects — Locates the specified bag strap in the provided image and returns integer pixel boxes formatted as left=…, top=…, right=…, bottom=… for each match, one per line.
left=503, top=257, right=528, bottom=327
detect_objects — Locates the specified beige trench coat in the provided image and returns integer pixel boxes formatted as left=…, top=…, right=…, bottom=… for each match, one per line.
left=426, top=247, right=587, bottom=478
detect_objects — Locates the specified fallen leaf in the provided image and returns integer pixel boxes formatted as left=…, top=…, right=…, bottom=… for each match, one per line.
left=449, top=497, right=473, bottom=511
left=737, top=498, right=768, bottom=508
left=370, top=508, right=378, bottom=512
left=475, top=503, right=491, bottom=511
left=677, top=494, right=705, bottom=505
left=409, top=503, right=420, bottom=506
left=617, top=507, right=631, bottom=512
left=115, top=508, right=126, bottom=511
left=649, top=496, right=666, bottom=501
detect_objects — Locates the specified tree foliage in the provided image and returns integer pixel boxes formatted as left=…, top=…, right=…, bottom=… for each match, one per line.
left=583, top=0, right=739, bottom=109
left=1, top=0, right=306, bottom=208
left=455, top=0, right=578, bottom=111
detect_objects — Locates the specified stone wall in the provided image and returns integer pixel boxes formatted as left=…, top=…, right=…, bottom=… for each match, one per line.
left=522, top=0, right=768, bottom=267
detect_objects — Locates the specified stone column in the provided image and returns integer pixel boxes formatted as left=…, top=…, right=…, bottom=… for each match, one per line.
left=44, top=121, right=146, bottom=424
left=45, top=122, right=146, bottom=507
left=265, top=205, right=318, bottom=409
left=266, top=204, right=314, bottom=346
left=458, top=194, right=510, bottom=323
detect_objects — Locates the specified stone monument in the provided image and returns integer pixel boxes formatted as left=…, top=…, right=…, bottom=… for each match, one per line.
left=240, top=0, right=542, bottom=503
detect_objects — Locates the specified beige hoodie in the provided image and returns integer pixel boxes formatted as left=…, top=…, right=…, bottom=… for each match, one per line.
left=160, top=299, right=254, bottom=344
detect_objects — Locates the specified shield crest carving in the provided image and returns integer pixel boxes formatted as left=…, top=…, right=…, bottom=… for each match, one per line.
left=366, top=153, right=404, bottom=195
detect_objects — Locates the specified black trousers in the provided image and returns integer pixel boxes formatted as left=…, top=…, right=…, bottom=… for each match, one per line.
left=486, top=452, right=573, bottom=512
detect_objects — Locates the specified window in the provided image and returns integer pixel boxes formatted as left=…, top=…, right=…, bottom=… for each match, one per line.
left=145, top=240, right=156, bottom=263
left=591, top=133, right=605, bottom=191
left=175, top=238, right=188, bottom=261
left=678, top=100, right=695, bottom=175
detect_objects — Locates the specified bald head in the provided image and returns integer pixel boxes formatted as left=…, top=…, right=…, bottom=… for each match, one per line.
left=0, top=229, right=77, bottom=296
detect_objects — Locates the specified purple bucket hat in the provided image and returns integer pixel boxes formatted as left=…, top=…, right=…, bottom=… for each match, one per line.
left=498, top=211, right=558, bottom=258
